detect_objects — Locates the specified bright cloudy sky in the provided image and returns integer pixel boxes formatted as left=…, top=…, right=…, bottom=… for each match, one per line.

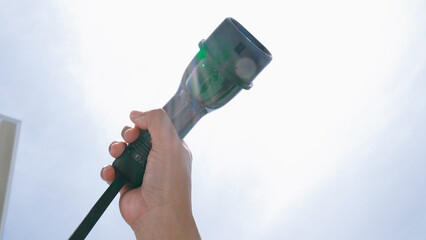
left=1, top=0, right=426, bottom=239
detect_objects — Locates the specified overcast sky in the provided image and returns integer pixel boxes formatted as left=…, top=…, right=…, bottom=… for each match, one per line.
left=1, top=0, right=425, bottom=239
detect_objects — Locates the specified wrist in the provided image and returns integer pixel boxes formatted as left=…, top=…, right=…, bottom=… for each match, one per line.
left=132, top=206, right=201, bottom=240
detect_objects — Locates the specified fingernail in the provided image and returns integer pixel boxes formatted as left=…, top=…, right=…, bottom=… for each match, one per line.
left=108, top=141, right=118, bottom=151
left=121, top=126, right=131, bottom=138
left=123, top=129, right=129, bottom=138
left=101, top=166, right=108, bottom=178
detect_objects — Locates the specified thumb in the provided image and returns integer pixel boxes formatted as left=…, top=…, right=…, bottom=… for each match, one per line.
left=129, top=109, right=179, bottom=144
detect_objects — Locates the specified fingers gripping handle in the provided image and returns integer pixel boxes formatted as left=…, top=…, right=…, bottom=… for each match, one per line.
left=113, top=91, right=203, bottom=188
left=70, top=133, right=152, bottom=239
left=112, top=129, right=152, bottom=188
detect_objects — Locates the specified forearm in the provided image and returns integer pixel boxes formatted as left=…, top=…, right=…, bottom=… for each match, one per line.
left=132, top=206, right=201, bottom=240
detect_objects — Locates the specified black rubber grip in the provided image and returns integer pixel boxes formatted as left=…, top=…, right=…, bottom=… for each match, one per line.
left=112, top=130, right=152, bottom=188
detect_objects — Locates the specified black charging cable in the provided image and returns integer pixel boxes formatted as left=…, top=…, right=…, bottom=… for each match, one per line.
left=69, top=172, right=125, bottom=240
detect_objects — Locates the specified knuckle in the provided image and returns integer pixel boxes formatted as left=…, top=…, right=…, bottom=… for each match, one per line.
left=149, top=108, right=167, bottom=121
left=182, top=141, right=192, bottom=156
left=183, top=144, right=192, bottom=161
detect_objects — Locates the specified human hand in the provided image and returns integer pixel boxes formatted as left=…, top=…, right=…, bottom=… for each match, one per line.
left=101, top=109, right=201, bottom=240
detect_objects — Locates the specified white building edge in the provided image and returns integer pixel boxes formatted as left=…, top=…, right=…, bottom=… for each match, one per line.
left=0, top=115, right=20, bottom=240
